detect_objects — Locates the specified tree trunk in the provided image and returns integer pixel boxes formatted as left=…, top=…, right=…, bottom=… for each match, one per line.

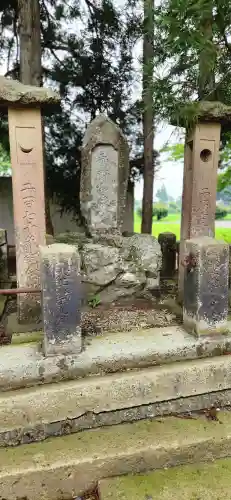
left=198, top=1, right=216, bottom=100
left=18, top=0, right=54, bottom=235
left=141, top=0, right=154, bottom=234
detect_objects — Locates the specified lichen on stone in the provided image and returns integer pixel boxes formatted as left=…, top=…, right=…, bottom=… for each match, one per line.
left=170, top=100, right=231, bottom=129
left=0, top=76, right=60, bottom=111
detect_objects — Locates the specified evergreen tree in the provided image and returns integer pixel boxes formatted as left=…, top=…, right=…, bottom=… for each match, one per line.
left=0, top=0, right=142, bottom=218
left=156, top=183, right=169, bottom=203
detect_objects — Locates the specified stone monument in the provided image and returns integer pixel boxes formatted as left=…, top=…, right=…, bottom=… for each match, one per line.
left=176, top=101, right=231, bottom=302
left=183, top=236, right=229, bottom=336
left=40, top=244, right=82, bottom=356
left=56, top=115, right=162, bottom=305
left=0, top=76, right=60, bottom=322
left=81, top=114, right=129, bottom=235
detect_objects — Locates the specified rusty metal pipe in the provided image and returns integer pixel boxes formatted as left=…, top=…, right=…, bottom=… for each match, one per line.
left=0, top=288, right=41, bottom=295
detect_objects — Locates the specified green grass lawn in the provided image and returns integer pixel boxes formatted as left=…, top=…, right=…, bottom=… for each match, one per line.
left=134, top=214, right=231, bottom=243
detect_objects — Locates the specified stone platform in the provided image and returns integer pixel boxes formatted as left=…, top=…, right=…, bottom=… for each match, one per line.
left=2, top=411, right=231, bottom=499
left=2, top=329, right=231, bottom=446
left=1, top=325, right=231, bottom=391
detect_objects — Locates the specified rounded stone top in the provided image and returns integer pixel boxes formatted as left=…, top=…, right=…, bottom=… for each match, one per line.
left=82, top=113, right=127, bottom=150
left=0, top=76, right=60, bottom=113
left=170, top=101, right=231, bottom=128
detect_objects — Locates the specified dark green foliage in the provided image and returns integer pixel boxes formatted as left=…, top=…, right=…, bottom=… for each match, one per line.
left=153, top=205, right=168, bottom=221
left=154, top=0, right=231, bottom=126
left=215, top=205, right=228, bottom=219
left=0, top=0, right=144, bottom=217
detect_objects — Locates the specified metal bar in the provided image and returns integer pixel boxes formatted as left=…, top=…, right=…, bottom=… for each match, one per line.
left=0, top=287, right=41, bottom=295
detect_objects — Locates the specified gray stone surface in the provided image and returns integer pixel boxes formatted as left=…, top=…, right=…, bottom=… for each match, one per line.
left=71, top=232, right=162, bottom=303
left=158, top=232, right=176, bottom=278
left=3, top=411, right=231, bottom=500
left=2, top=354, right=231, bottom=446
left=121, top=233, right=161, bottom=275
left=80, top=114, right=129, bottom=235
left=0, top=228, right=8, bottom=288
left=1, top=388, right=231, bottom=448
left=183, top=237, right=229, bottom=336
left=5, top=312, right=42, bottom=337
left=40, top=244, right=82, bottom=356
left=1, top=325, right=231, bottom=391
left=0, top=76, right=60, bottom=109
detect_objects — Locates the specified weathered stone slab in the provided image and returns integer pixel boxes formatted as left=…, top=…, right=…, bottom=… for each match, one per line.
left=8, top=107, right=46, bottom=323
left=40, top=243, right=82, bottom=356
left=183, top=236, right=229, bottom=336
left=2, top=408, right=231, bottom=499
left=178, top=122, right=221, bottom=301
left=158, top=232, right=176, bottom=278
left=0, top=76, right=60, bottom=110
left=81, top=114, right=129, bottom=235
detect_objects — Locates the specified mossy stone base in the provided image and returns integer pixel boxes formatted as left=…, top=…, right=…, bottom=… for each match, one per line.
left=99, top=457, right=231, bottom=499
left=6, top=312, right=43, bottom=337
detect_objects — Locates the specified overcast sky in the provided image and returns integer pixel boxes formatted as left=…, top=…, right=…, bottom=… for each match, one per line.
left=119, top=0, right=184, bottom=202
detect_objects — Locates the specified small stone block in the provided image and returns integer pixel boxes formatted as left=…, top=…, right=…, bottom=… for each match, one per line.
left=40, top=244, right=82, bottom=356
left=158, top=232, right=176, bottom=277
left=183, top=237, right=229, bottom=337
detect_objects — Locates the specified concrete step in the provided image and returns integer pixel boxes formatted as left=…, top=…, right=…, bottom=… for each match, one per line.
left=1, top=324, right=231, bottom=391
left=2, top=355, right=231, bottom=446
left=98, top=457, right=231, bottom=499
left=2, top=411, right=231, bottom=500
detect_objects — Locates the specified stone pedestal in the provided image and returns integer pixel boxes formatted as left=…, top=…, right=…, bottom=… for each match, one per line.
left=158, top=232, right=176, bottom=278
left=178, top=122, right=221, bottom=302
left=81, top=114, right=129, bottom=235
left=183, top=236, right=229, bottom=337
left=40, top=244, right=82, bottom=356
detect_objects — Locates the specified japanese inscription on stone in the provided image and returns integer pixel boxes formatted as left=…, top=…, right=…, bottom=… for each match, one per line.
left=8, top=108, right=46, bottom=321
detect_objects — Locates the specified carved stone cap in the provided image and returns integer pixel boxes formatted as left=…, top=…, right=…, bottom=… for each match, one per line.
left=170, top=100, right=231, bottom=128
left=82, top=114, right=128, bottom=150
left=0, top=76, right=60, bottom=112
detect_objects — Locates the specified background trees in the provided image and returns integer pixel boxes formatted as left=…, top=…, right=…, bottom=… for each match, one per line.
left=1, top=0, right=231, bottom=229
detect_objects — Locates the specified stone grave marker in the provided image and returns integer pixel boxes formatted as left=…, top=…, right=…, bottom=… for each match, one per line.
left=183, top=236, right=229, bottom=336
left=81, top=114, right=129, bottom=235
left=40, top=243, right=82, bottom=356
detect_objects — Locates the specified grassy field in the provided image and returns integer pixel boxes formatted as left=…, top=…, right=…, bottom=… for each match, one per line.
left=134, top=213, right=231, bottom=243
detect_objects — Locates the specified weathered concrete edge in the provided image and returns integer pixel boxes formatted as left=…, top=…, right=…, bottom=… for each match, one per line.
left=2, top=425, right=231, bottom=499
left=2, top=389, right=231, bottom=448
left=1, top=326, right=231, bottom=391
left=1, top=356, right=231, bottom=446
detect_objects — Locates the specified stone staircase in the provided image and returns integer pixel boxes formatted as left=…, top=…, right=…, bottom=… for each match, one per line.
left=98, top=452, right=231, bottom=499
left=1, top=325, right=231, bottom=498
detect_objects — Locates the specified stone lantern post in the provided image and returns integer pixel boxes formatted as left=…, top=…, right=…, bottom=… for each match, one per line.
left=0, top=76, right=60, bottom=323
left=175, top=101, right=231, bottom=303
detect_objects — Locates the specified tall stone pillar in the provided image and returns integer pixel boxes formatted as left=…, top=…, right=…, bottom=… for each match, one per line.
left=178, top=120, right=221, bottom=302
left=8, top=108, right=46, bottom=322
left=0, top=76, right=60, bottom=323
